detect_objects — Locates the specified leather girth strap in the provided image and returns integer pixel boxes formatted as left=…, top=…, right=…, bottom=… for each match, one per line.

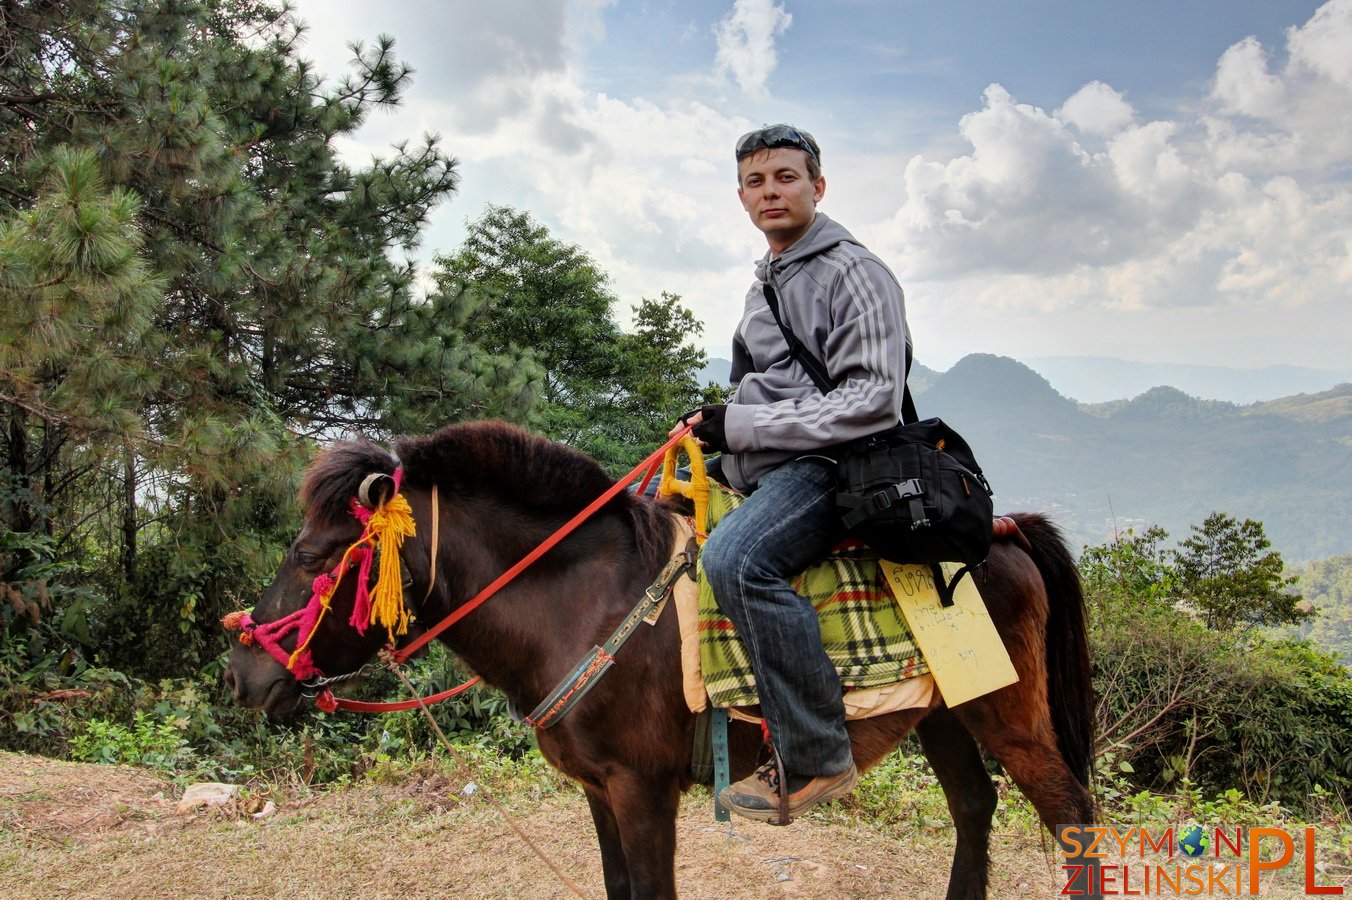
left=524, top=538, right=699, bottom=729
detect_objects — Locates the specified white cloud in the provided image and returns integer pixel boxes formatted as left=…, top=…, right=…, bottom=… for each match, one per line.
left=1207, top=0, right=1352, bottom=173
left=1211, top=37, right=1287, bottom=119
left=302, top=4, right=763, bottom=343
left=1288, top=0, right=1352, bottom=88
left=713, top=0, right=793, bottom=99
left=295, top=0, right=1352, bottom=372
left=1056, top=81, right=1135, bottom=137
left=884, top=85, right=1158, bottom=280
left=293, top=1, right=584, bottom=135
left=874, top=0, right=1352, bottom=340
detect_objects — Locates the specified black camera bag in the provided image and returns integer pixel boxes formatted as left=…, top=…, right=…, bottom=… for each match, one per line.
left=761, top=284, right=995, bottom=602
left=835, top=417, right=993, bottom=569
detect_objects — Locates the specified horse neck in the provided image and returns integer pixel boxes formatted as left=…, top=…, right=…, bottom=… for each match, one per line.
left=414, top=492, right=665, bottom=706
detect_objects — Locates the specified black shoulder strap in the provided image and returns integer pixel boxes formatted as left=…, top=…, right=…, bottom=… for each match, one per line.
left=762, top=283, right=833, bottom=394
left=761, top=282, right=918, bottom=424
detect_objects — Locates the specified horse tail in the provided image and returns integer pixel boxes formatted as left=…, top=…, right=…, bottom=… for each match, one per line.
left=1010, top=512, right=1094, bottom=789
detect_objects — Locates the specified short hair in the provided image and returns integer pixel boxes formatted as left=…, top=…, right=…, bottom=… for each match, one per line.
left=735, top=124, right=822, bottom=180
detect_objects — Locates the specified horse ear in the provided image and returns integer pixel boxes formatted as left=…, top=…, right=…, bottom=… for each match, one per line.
left=357, top=472, right=396, bottom=510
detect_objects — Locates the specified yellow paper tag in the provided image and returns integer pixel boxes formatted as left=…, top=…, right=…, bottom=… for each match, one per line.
left=880, top=561, right=1018, bottom=707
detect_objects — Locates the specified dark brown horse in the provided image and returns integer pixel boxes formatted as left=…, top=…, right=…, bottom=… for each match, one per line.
left=224, top=420, right=1098, bottom=899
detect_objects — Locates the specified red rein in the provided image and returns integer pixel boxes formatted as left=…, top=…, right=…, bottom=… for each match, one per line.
left=387, top=426, right=692, bottom=665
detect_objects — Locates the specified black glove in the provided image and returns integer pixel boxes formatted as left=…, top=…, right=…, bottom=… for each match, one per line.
left=690, top=404, right=730, bottom=454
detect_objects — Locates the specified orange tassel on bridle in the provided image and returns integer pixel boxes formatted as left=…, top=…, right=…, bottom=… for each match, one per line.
left=221, top=467, right=418, bottom=680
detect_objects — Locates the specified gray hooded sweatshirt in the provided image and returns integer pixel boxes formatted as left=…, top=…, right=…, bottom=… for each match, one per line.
left=721, top=212, right=909, bottom=492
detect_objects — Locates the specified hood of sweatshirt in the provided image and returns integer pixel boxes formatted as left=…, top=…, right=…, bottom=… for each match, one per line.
left=754, top=213, right=859, bottom=285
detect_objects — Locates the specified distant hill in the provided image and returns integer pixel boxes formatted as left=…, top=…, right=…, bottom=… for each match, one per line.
left=1249, top=384, right=1352, bottom=427
left=701, top=357, right=732, bottom=386
left=1023, top=355, right=1351, bottom=404
left=914, top=355, right=1352, bottom=560
left=697, top=352, right=1350, bottom=559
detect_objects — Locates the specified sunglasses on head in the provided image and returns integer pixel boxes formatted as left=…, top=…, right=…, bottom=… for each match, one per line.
left=735, top=124, right=821, bottom=165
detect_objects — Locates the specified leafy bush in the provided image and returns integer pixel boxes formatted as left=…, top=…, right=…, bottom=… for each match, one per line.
left=1, top=631, right=543, bottom=791
left=1084, top=529, right=1352, bottom=815
left=0, top=644, right=139, bottom=757
left=70, top=712, right=195, bottom=771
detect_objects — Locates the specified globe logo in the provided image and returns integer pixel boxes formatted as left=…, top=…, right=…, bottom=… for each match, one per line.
left=1177, top=824, right=1210, bottom=858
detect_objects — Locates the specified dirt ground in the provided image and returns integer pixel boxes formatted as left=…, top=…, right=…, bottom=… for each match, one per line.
left=1, top=750, right=1345, bottom=899
left=0, top=749, right=1065, bottom=899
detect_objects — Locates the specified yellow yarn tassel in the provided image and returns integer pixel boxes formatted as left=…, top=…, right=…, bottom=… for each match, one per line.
left=366, top=492, right=416, bottom=643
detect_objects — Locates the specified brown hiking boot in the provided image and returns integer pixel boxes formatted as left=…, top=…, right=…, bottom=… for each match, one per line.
left=719, top=759, right=858, bottom=825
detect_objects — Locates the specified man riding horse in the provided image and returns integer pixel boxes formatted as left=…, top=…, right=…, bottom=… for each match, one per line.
left=679, top=124, right=909, bottom=823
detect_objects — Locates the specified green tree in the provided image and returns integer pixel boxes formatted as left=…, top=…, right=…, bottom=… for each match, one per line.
left=1, top=1, right=535, bottom=677
left=617, top=293, right=725, bottom=441
left=432, top=206, right=716, bottom=471
left=1172, top=513, right=1306, bottom=632
left=1083, top=530, right=1352, bottom=813
left=1287, top=555, right=1352, bottom=664
left=1079, top=524, right=1174, bottom=605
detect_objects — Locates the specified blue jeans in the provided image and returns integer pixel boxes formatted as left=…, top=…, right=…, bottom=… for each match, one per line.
left=700, top=456, right=853, bottom=777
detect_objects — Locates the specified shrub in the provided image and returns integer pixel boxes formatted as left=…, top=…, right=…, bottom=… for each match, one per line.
left=1086, top=543, right=1352, bottom=814
left=70, top=711, right=195, bottom=772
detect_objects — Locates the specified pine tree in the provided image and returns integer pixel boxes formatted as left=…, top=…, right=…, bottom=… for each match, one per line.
left=1, top=1, right=536, bottom=675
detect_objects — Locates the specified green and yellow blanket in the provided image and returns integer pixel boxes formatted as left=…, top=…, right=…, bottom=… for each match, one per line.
left=696, top=483, right=929, bottom=709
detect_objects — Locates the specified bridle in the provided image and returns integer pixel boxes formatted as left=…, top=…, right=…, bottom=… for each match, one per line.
left=223, top=427, right=696, bottom=713
left=223, top=467, right=429, bottom=682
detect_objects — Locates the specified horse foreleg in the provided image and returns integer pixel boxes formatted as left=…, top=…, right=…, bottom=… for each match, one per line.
left=917, top=708, right=998, bottom=900
left=584, top=785, right=634, bottom=899
left=600, top=770, right=682, bottom=899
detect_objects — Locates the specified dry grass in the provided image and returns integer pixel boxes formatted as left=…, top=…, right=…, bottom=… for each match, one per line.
left=2, top=750, right=1343, bottom=898
left=0, top=750, right=1062, bottom=898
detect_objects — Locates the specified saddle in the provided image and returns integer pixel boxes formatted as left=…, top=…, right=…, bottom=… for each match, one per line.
left=691, top=484, right=931, bottom=710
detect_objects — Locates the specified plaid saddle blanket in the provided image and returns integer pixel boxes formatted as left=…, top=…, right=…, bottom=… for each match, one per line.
left=698, top=482, right=929, bottom=709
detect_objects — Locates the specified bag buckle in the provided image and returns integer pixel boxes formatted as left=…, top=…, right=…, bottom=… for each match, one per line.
left=873, top=479, right=924, bottom=511
left=882, top=480, right=930, bottom=531
left=869, top=480, right=931, bottom=531
left=888, top=479, right=925, bottom=501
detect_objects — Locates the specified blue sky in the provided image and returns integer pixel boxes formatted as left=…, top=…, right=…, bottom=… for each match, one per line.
left=291, top=0, right=1350, bottom=378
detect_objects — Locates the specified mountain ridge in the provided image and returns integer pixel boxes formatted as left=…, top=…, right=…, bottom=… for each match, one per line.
left=1023, top=354, right=1351, bottom=404
left=697, top=353, right=1351, bottom=560
left=700, top=355, right=1351, bottom=407
left=914, top=355, right=1350, bottom=560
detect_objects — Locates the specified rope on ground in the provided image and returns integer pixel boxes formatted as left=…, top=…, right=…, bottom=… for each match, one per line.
left=387, top=662, right=592, bottom=900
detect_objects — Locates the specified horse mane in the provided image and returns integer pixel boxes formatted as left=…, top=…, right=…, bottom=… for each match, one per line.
left=303, top=421, right=675, bottom=570
left=393, top=420, right=611, bottom=509
left=301, top=440, right=398, bottom=526
left=396, top=420, right=676, bottom=571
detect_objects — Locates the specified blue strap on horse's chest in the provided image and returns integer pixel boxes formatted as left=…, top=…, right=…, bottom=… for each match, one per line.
left=524, top=541, right=698, bottom=729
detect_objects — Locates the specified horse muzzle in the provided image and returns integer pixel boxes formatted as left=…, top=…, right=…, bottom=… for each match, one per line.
left=224, top=644, right=303, bottom=717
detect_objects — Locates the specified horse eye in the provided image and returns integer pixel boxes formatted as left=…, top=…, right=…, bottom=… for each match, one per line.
left=293, top=549, right=323, bottom=569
